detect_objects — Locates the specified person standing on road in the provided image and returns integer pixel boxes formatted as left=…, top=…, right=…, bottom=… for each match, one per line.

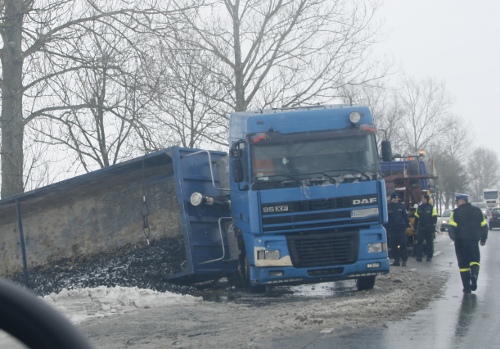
left=386, top=192, right=411, bottom=267
left=414, top=194, right=438, bottom=262
left=448, top=193, right=488, bottom=294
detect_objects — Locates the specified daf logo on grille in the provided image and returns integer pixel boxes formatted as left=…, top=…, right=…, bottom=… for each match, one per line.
left=353, top=197, right=377, bottom=205
left=262, top=205, right=289, bottom=213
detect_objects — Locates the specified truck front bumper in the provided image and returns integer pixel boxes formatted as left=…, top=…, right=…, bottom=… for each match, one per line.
left=249, top=257, right=390, bottom=287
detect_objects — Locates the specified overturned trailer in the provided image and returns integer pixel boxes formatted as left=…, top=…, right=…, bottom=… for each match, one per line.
left=0, top=147, right=235, bottom=285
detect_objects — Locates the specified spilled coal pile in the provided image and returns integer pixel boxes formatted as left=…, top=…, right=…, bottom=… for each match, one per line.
left=10, top=237, right=205, bottom=296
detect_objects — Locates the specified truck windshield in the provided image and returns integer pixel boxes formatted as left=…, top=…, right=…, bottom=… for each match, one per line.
left=250, top=132, right=379, bottom=189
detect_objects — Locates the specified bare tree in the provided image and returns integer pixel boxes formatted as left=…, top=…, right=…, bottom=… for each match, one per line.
left=467, top=147, right=500, bottom=200
left=0, top=0, right=204, bottom=198
left=29, top=23, right=161, bottom=173
left=171, top=0, right=387, bottom=114
left=340, top=84, right=406, bottom=153
left=426, top=120, right=472, bottom=209
left=434, top=153, right=469, bottom=210
left=395, top=76, right=454, bottom=155
left=147, top=34, right=230, bottom=149
left=431, top=121, right=472, bottom=165
left=22, top=124, right=59, bottom=191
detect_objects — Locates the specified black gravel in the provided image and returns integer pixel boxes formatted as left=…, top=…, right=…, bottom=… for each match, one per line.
left=9, top=237, right=210, bottom=297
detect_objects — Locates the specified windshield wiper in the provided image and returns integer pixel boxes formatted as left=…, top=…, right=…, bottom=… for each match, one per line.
left=324, top=169, right=376, bottom=181
left=256, top=173, right=302, bottom=186
left=293, top=172, right=338, bottom=185
left=255, top=169, right=377, bottom=188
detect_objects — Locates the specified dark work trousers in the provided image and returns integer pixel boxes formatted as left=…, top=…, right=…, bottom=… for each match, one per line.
left=455, top=239, right=481, bottom=291
left=389, top=233, right=408, bottom=263
left=416, top=228, right=434, bottom=259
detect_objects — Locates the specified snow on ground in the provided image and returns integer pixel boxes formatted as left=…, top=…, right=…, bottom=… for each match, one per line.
left=42, top=286, right=203, bottom=324
left=1, top=266, right=449, bottom=348
left=2, top=233, right=453, bottom=348
left=40, top=265, right=447, bottom=329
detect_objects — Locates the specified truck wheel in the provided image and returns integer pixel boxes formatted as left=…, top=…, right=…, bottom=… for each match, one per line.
left=356, top=276, right=376, bottom=291
left=235, top=243, right=266, bottom=294
left=240, top=256, right=266, bottom=293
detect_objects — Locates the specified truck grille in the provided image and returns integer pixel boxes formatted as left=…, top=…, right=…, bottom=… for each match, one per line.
left=261, top=195, right=379, bottom=233
left=287, top=230, right=359, bottom=268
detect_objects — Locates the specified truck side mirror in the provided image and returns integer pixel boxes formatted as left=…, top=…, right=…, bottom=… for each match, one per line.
left=232, top=159, right=244, bottom=183
left=230, top=139, right=247, bottom=184
left=381, top=140, right=392, bottom=162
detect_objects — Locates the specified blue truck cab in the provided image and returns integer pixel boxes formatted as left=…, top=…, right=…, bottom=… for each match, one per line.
left=227, top=105, right=389, bottom=291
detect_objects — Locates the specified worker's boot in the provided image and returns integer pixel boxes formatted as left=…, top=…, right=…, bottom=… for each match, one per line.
left=461, top=271, right=471, bottom=294
left=470, top=264, right=479, bottom=291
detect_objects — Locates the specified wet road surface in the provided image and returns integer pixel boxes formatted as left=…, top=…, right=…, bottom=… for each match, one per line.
left=2, top=230, right=496, bottom=348
left=272, top=230, right=500, bottom=348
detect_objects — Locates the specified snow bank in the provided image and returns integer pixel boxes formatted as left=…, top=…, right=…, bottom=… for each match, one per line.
left=43, top=286, right=202, bottom=324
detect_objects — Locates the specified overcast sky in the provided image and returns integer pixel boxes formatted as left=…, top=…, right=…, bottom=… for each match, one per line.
left=375, top=0, right=500, bottom=155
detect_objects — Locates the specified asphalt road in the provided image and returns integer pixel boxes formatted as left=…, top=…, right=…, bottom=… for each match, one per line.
left=2, top=229, right=496, bottom=349
left=273, top=229, right=500, bottom=349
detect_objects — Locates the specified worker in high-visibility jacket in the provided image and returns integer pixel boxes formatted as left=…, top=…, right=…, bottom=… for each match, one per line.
left=414, top=194, right=438, bottom=262
left=448, top=193, right=488, bottom=294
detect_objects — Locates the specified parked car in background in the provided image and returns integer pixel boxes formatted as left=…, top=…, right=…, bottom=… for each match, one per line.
left=438, top=209, right=453, bottom=232
left=471, top=202, right=489, bottom=218
left=489, top=208, right=500, bottom=229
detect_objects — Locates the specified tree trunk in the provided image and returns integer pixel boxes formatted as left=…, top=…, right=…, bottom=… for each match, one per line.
left=1, top=0, right=26, bottom=198
left=230, top=2, right=245, bottom=112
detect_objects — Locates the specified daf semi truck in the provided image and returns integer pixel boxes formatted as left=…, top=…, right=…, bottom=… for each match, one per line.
left=200, top=104, right=391, bottom=291
left=1, top=105, right=391, bottom=293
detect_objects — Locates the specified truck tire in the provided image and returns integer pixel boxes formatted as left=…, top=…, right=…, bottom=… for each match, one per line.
left=356, top=276, right=376, bottom=291
left=235, top=241, right=266, bottom=293
left=240, top=255, right=266, bottom=293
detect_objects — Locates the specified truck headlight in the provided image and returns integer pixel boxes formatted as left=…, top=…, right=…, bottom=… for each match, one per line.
left=368, top=242, right=386, bottom=253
